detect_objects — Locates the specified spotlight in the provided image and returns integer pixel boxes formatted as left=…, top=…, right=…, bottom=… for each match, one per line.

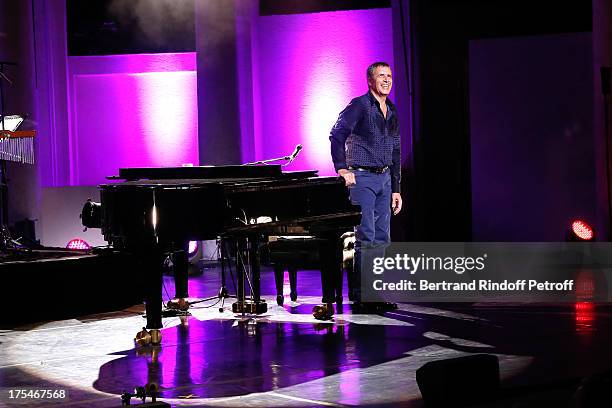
left=568, top=219, right=594, bottom=241
left=81, top=199, right=102, bottom=229
left=67, top=238, right=91, bottom=250
left=188, top=240, right=199, bottom=258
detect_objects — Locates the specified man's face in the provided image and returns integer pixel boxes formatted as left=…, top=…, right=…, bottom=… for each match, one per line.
left=369, top=65, right=393, bottom=97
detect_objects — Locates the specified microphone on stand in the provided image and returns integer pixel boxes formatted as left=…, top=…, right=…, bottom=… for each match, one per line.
left=244, top=144, right=304, bottom=166
left=287, top=144, right=303, bottom=164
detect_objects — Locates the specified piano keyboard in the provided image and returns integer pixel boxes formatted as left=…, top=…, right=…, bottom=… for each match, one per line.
left=0, top=130, right=35, bottom=164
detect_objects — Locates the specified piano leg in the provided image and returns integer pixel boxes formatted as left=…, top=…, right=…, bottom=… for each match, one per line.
left=289, top=267, right=298, bottom=302
left=138, top=246, right=165, bottom=345
left=250, top=233, right=261, bottom=304
left=331, top=232, right=344, bottom=304
left=274, top=265, right=285, bottom=305
left=319, top=231, right=344, bottom=305
left=172, top=242, right=189, bottom=299
left=312, top=231, right=346, bottom=320
left=319, top=238, right=333, bottom=304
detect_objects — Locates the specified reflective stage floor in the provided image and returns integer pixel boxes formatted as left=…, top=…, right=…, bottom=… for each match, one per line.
left=1, top=267, right=611, bottom=407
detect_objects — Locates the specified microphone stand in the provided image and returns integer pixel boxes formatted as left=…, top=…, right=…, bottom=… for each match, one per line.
left=244, top=155, right=293, bottom=166
left=243, top=145, right=302, bottom=166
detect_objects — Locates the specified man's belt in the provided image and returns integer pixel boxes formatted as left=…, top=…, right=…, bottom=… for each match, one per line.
left=349, top=165, right=389, bottom=174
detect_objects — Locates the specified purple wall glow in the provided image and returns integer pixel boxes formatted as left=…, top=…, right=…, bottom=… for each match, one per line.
left=67, top=53, right=198, bottom=185
left=64, top=9, right=393, bottom=184
left=254, top=8, right=394, bottom=175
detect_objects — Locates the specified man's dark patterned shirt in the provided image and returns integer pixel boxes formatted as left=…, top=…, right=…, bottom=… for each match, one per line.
left=329, top=91, right=401, bottom=192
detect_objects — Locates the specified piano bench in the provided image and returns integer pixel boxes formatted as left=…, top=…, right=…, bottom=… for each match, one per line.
left=266, top=233, right=354, bottom=306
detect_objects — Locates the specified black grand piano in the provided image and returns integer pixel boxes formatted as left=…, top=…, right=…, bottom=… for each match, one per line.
left=82, top=164, right=360, bottom=343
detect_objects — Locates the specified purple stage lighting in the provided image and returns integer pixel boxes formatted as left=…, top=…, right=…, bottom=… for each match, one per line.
left=254, top=8, right=393, bottom=175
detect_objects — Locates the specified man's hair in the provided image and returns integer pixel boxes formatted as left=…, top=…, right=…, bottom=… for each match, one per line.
left=366, top=62, right=391, bottom=80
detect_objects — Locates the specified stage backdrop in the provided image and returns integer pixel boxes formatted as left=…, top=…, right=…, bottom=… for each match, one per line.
left=59, top=8, right=393, bottom=185
left=252, top=7, right=394, bottom=175
left=66, top=53, right=198, bottom=185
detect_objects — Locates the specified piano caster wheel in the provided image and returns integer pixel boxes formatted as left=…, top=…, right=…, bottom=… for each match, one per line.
left=135, top=327, right=162, bottom=346
left=167, top=298, right=189, bottom=311
left=135, top=327, right=151, bottom=346
left=312, top=303, right=334, bottom=321
left=290, top=292, right=297, bottom=302
left=276, top=295, right=284, bottom=306
left=219, top=307, right=224, bottom=313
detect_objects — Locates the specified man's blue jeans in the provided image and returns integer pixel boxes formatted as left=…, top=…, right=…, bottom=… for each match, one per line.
left=349, top=169, right=391, bottom=302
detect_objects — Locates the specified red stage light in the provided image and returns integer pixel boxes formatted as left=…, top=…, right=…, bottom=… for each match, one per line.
left=575, top=302, right=595, bottom=333
left=66, top=238, right=91, bottom=250
left=571, top=220, right=594, bottom=241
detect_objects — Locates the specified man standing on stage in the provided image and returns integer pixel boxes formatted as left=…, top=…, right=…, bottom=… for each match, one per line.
left=329, top=61, right=402, bottom=310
